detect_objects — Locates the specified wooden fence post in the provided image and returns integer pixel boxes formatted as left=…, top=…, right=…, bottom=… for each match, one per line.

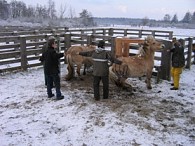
left=20, top=36, right=28, bottom=71
left=169, top=31, right=173, bottom=40
left=65, top=32, right=71, bottom=51
left=56, top=34, right=61, bottom=52
left=87, top=34, right=93, bottom=45
left=160, top=40, right=172, bottom=81
left=124, top=29, right=127, bottom=36
left=34, top=30, right=39, bottom=49
left=13, top=31, right=19, bottom=51
left=138, top=30, right=142, bottom=38
left=186, top=37, right=192, bottom=69
left=92, top=29, right=96, bottom=42
left=92, top=29, right=96, bottom=35
left=102, top=29, right=106, bottom=36
left=109, top=28, right=113, bottom=36
left=152, top=31, right=155, bottom=37
left=64, top=32, right=71, bottom=64
left=81, top=30, right=84, bottom=46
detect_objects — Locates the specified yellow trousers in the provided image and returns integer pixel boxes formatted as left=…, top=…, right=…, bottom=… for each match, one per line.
left=171, top=67, right=183, bottom=88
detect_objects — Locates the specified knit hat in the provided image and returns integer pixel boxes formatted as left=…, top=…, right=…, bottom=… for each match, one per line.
left=48, top=36, right=57, bottom=47
left=178, top=39, right=183, bottom=43
left=98, top=40, right=105, bottom=48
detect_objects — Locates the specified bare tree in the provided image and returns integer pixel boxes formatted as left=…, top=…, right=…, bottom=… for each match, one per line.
left=47, top=0, right=56, bottom=19
left=163, top=14, right=171, bottom=22
left=59, top=3, right=67, bottom=19
left=0, top=0, right=9, bottom=19
left=36, top=4, right=48, bottom=19
left=68, top=6, right=76, bottom=18
left=25, top=5, right=35, bottom=18
left=142, top=16, right=149, bottom=26
left=79, top=9, right=94, bottom=27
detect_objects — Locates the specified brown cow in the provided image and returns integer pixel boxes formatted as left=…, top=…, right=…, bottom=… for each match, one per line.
left=64, top=45, right=95, bottom=80
left=109, top=35, right=165, bottom=90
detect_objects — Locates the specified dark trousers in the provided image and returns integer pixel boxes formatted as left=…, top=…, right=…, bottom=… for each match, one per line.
left=93, top=76, right=109, bottom=99
left=44, top=64, right=53, bottom=87
left=46, top=74, right=61, bottom=97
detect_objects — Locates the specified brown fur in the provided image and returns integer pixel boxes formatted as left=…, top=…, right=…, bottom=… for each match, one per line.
left=109, top=35, right=165, bottom=90
left=64, top=45, right=95, bottom=80
left=192, top=43, right=195, bottom=52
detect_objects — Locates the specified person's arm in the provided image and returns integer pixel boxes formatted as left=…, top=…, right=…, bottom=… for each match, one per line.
left=39, top=43, right=48, bottom=62
left=78, top=50, right=94, bottom=57
left=56, top=53, right=64, bottom=58
left=39, top=55, right=44, bottom=62
left=106, top=52, right=122, bottom=65
left=52, top=50, right=64, bottom=60
left=167, top=44, right=176, bottom=53
left=39, top=52, right=45, bottom=62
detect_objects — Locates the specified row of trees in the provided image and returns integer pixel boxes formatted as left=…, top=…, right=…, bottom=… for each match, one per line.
left=0, top=0, right=56, bottom=19
left=0, top=0, right=95, bottom=26
left=141, top=11, right=195, bottom=26
left=163, top=12, right=195, bottom=24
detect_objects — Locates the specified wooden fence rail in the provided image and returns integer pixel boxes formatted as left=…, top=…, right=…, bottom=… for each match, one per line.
left=0, top=28, right=194, bottom=82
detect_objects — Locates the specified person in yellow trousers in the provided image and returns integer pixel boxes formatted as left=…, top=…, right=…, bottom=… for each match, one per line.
left=168, top=38, right=185, bottom=90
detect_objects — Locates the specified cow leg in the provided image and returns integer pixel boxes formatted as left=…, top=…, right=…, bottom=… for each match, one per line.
left=146, top=72, right=152, bottom=89
left=65, top=64, right=74, bottom=81
left=83, top=64, right=86, bottom=75
left=76, top=65, right=81, bottom=77
left=77, top=65, right=83, bottom=80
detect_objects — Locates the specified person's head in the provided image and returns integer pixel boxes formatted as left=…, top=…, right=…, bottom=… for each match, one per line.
left=178, top=39, right=183, bottom=45
left=172, top=37, right=177, bottom=44
left=48, top=36, right=57, bottom=49
left=172, top=37, right=182, bottom=47
left=98, top=40, right=105, bottom=48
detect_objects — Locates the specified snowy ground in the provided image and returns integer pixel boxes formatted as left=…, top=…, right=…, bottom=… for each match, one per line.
left=0, top=64, right=195, bottom=146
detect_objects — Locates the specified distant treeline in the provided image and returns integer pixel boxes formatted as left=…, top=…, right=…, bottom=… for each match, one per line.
left=93, top=17, right=195, bottom=29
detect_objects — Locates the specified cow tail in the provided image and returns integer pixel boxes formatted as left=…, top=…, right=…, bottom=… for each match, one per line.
left=65, top=54, right=74, bottom=80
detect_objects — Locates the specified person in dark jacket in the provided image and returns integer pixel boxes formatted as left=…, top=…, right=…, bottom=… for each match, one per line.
left=40, top=36, right=55, bottom=87
left=79, top=40, right=122, bottom=101
left=168, top=38, right=185, bottom=90
left=40, top=37, right=64, bottom=100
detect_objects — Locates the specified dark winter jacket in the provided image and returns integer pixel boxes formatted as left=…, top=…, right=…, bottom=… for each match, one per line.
left=40, top=47, right=64, bottom=75
left=79, top=47, right=122, bottom=76
left=170, top=43, right=185, bottom=68
left=39, top=43, right=48, bottom=62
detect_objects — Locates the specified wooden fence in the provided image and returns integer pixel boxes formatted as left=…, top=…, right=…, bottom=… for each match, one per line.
left=0, top=28, right=195, bottom=82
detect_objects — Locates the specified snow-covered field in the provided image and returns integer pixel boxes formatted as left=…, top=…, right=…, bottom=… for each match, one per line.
left=0, top=63, right=195, bottom=146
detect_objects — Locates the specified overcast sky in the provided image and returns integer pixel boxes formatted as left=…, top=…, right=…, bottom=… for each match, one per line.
left=7, top=0, right=195, bottom=20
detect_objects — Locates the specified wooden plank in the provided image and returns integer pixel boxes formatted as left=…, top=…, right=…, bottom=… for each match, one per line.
left=0, top=51, right=20, bottom=59
left=115, top=38, right=144, bottom=57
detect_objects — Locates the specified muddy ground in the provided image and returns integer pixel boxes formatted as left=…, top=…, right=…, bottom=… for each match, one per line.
left=60, top=70, right=195, bottom=145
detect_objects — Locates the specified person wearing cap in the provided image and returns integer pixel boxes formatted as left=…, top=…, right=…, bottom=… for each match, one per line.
left=168, top=38, right=185, bottom=90
left=78, top=40, right=122, bottom=101
left=40, top=37, right=64, bottom=100
left=40, top=36, right=55, bottom=87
